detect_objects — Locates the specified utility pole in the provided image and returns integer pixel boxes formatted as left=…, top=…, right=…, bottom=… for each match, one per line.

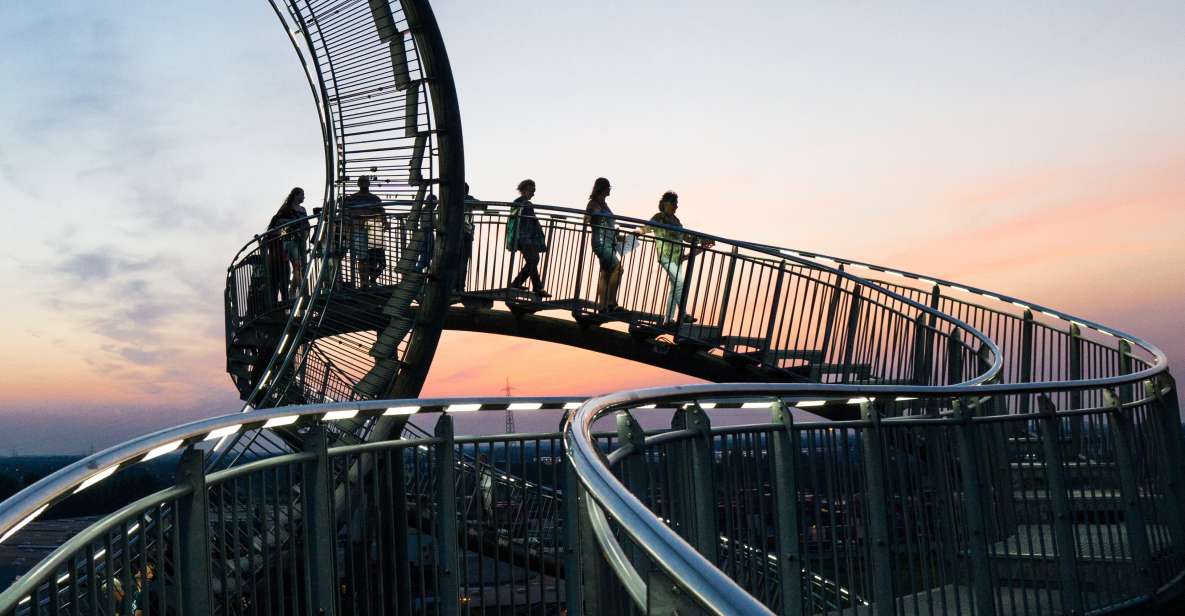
left=503, top=376, right=516, bottom=434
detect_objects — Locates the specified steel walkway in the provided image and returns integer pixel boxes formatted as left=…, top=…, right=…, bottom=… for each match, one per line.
left=0, top=1, right=1181, bottom=615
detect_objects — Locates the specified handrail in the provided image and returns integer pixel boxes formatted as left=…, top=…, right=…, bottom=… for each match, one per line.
left=563, top=378, right=1176, bottom=614
left=0, top=397, right=584, bottom=547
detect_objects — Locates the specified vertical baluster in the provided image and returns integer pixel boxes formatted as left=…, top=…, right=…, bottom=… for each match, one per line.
left=839, top=288, right=863, bottom=384
left=1018, top=310, right=1035, bottom=415
left=671, top=404, right=718, bottom=562
left=946, top=331, right=964, bottom=385
left=617, top=411, right=651, bottom=574
left=560, top=410, right=584, bottom=616
left=816, top=266, right=845, bottom=381
left=1103, top=389, right=1156, bottom=597
left=952, top=398, right=997, bottom=614
left=858, top=400, right=895, bottom=613
left=176, top=448, right=212, bottom=615
left=761, top=262, right=786, bottom=363
left=434, top=415, right=459, bottom=616
left=770, top=401, right=803, bottom=616
left=1147, top=376, right=1185, bottom=563
left=575, top=485, right=605, bottom=615
left=1068, top=324, right=1084, bottom=451
left=302, top=426, right=337, bottom=616
left=910, top=313, right=928, bottom=386
left=570, top=226, right=589, bottom=316
left=1036, top=395, right=1084, bottom=614
left=714, top=246, right=739, bottom=336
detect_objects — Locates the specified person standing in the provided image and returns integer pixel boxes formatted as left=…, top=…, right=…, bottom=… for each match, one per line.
left=268, top=187, right=310, bottom=303
left=344, top=176, right=386, bottom=286
left=457, top=183, right=486, bottom=293
left=585, top=177, right=623, bottom=312
left=644, top=191, right=713, bottom=325
left=506, top=179, right=550, bottom=297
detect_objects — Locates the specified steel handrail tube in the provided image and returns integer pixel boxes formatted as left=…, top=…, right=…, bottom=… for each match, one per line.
left=563, top=378, right=1178, bottom=614
left=0, top=485, right=191, bottom=610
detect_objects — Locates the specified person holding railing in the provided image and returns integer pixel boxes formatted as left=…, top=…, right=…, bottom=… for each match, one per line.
left=585, top=177, right=623, bottom=312
left=506, top=179, right=550, bottom=298
left=268, top=186, right=310, bottom=303
left=643, top=191, right=713, bottom=326
left=344, top=175, right=387, bottom=287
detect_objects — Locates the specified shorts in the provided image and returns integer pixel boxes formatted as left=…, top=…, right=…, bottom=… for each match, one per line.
left=283, top=238, right=304, bottom=263
left=593, top=241, right=619, bottom=271
left=351, top=228, right=369, bottom=260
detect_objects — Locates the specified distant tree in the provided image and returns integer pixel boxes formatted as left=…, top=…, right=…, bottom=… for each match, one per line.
left=0, top=472, right=21, bottom=501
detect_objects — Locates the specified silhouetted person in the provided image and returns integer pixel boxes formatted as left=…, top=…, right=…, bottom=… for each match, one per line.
left=416, top=194, right=437, bottom=272
left=585, top=177, right=623, bottom=312
left=457, top=183, right=485, bottom=293
left=268, top=187, right=310, bottom=303
left=344, top=176, right=386, bottom=286
left=506, top=179, right=549, bottom=297
left=128, top=560, right=158, bottom=616
left=644, top=191, right=713, bottom=325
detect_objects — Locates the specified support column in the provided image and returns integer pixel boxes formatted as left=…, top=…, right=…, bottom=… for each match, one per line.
left=1148, top=376, right=1185, bottom=558
left=1103, top=389, right=1156, bottom=597
left=561, top=412, right=584, bottom=615
left=176, top=447, right=213, bottom=615
left=433, top=415, right=459, bottom=616
left=302, top=426, right=338, bottom=616
left=671, top=404, right=718, bottom=562
left=952, top=399, right=997, bottom=615
left=1018, top=310, right=1035, bottom=416
left=1036, top=396, right=1084, bottom=614
left=859, top=400, right=895, bottom=613
left=839, top=288, right=863, bottom=383
left=382, top=447, right=412, bottom=616
left=617, top=411, right=652, bottom=571
left=1068, top=324, right=1084, bottom=451
left=770, top=401, right=803, bottom=616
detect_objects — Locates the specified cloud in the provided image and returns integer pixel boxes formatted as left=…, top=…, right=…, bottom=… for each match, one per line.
left=56, top=250, right=152, bottom=283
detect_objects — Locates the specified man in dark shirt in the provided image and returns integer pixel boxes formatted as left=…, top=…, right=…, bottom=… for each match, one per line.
left=344, top=176, right=386, bottom=286
left=457, top=183, right=486, bottom=293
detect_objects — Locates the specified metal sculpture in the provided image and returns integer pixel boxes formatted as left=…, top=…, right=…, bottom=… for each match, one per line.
left=0, top=1, right=1181, bottom=615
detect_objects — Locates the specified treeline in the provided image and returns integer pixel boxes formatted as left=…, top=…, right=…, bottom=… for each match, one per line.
left=0, top=456, right=178, bottom=520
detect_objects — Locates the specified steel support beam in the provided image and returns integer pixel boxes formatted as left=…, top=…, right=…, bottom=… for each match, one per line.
left=302, top=426, right=338, bottom=616
left=770, top=400, right=803, bottom=616
left=433, top=415, right=460, bottom=616
left=176, top=447, right=213, bottom=615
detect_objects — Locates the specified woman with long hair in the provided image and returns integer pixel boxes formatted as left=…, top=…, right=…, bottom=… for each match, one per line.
left=585, top=177, right=622, bottom=311
left=643, top=190, right=713, bottom=326
left=267, top=187, right=310, bottom=303
left=505, top=179, right=549, bottom=297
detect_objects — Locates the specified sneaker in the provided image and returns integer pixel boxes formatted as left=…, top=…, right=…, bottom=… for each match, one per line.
left=535, top=290, right=552, bottom=299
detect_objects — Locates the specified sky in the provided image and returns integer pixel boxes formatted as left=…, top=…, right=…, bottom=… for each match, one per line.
left=0, top=1, right=1182, bottom=454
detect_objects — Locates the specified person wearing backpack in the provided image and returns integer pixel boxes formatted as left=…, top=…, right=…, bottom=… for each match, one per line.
left=506, top=179, right=550, bottom=297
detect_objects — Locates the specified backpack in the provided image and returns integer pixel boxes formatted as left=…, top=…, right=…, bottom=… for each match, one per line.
left=504, top=205, right=520, bottom=251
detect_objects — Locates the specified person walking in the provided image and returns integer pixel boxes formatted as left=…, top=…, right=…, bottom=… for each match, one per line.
left=268, top=187, right=310, bottom=303
left=506, top=179, right=550, bottom=297
left=644, top=191, right=713, bottom=325
left=585, top=177, right=623, bottom=312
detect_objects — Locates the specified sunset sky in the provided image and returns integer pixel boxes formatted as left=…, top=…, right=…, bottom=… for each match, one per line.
left=0, top=1, right=1182, bottom=453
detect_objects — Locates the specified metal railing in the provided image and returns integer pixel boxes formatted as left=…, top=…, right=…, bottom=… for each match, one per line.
left=2, top=370, right=1180, bottom=615
left=566, top=376, right=1184, bottom=615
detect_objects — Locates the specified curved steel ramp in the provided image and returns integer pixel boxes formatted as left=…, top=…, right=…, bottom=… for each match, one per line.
left=0, top=0, right=1181, bottom=615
